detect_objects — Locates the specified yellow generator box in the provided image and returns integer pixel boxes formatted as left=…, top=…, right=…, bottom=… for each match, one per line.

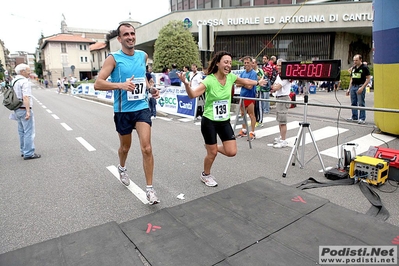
left=349, top=156, right=389, bottom=186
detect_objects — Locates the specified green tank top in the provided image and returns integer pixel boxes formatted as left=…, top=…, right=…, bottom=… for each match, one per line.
left=202, top=73, right=237, bottom=121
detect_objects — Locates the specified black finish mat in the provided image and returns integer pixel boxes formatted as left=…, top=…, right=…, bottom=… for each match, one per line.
left=2, top=177, right=399, bottom=266
left=0, top=222, right=142, bottom=266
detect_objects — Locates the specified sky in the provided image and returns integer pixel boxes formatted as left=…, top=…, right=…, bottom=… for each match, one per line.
left=1, top=0, right=170, bottom=54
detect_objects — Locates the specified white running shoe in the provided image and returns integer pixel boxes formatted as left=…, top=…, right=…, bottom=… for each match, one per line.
left=273, top=140, right=288, bottom=148
left=200, top=172, right=218, bottom=187
left=273, top=136, right=282, bottom=144
left=146, top=188, right=160, bottom=205
left=117, top=164, right=130, bottom=186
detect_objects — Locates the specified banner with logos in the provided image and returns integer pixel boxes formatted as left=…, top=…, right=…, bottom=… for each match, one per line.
left=156, top=85, right=197, bottom=119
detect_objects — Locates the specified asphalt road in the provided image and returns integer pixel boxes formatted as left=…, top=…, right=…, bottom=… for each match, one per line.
left=1, top=83, right=398, bottom=255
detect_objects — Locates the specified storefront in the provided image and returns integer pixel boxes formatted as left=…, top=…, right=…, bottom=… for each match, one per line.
left=122, top=1, right=372, bottom=70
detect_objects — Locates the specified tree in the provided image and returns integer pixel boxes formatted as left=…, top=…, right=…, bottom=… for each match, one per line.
left=153, top=20, right=201, bottom=72
left=34, top=55, right=43, bottom=78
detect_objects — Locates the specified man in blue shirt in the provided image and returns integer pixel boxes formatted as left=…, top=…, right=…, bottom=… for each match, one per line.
left=237, top=56, right=258, bottom=141
left=94, top=23, right=160, bottom=205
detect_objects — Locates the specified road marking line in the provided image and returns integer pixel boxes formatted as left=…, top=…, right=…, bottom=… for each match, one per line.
left=321, top=133, right=397, bottom=158
left=76, top=137, right=96, bottom=151
left=51, top=114, right=60, bottom=119
left=106, top=165, right=149, bottom=204
left=42, top=105, right=47, bottom=108
left=286, top=126, right=348, bottom=147
left=46, top=109, right=52, bottom=113
left=178, top=118, right=193, bottom=122
left=74, top=96, right=113, bottom=107
left=157, top=117, right=173, bottom=121
left=60, top=123, right=72, bottom=131
left=253, top=121, right=301, bottom=139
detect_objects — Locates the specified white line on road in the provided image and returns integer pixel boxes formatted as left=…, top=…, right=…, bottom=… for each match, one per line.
left=157, top=117, right=173, bottom=122
left=321, top=133, right=397, bottom=158
left=286, top=126, right=349, bottom=147
left=42, top=105, right=47, bottom=108
left=253, top=121, right=301, bottom=139
left=51, top=114, right=60, bottom=120
left=76, top=137, right=96, bottom=151
left=106, top=165, right=149, bottom=204
left=74, top=96, right=113, bottom=107
left=60, top=123, right=73, bottom=131
left=46, top=109, right=52, bottom=113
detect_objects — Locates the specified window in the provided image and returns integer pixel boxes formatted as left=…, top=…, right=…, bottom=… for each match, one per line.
left=171, top=0, right=177, bottom=11
left=183, top=0, right=188, bottom=9
left=254, top=0, right=266, bottom=5
left=242, top=0, right=250, bottom=6
left=61, top=43, right=66, bottom=53
left=80, top=56, right=88, bottom=63
left=92, top=54, right=95, bottom=62
left=231, top=0, right=240, bottom=7
left=198, top=0, right=204, bottom=9
left=212, top=0, right=220, bottom=8
left=80, top=44, right=87, bottom=50
left=223, top=0, right=230, bottom=7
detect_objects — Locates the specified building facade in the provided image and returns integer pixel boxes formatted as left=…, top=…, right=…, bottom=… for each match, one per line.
left=38, top=17, right=110, bottom=85
left=127, top=0, right=372, bottom=70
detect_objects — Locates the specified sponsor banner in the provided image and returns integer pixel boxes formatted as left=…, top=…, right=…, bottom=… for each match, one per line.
left=157, top=85, right=197, bottom=118
left=73, top=83, right=97, bottom=96
left=97, top=90, right=114, bottom=101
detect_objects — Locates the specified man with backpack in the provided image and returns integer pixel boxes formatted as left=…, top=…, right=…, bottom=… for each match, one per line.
left=12, top=63, right=41, bottom=160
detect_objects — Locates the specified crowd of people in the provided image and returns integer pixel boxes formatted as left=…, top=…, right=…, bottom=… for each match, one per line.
left=56, top=76, right=77, bottom=94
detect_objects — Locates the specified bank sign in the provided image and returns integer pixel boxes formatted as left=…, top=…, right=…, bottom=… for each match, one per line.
left=191, top=12, right=373, bottom=27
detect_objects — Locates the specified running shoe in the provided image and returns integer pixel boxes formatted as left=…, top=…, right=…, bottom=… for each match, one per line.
left=236, top=130, right=247, bottom=138
left=200, top=172, right=218, bottom=187
left=346, top=118, right=358, bottom=122
left=273, top=136, right=281, bottom=144
left=117, top=164, right=130, bottom=186
left=248, top=131, right=256, bottom=141
left=358, top=119, right=366, bottom=124
left=146, top=188, right=160, bottom=205
left=273, top=140, right=288, bottom=148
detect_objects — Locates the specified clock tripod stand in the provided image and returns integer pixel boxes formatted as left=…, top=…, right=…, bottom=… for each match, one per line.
left=282, top=84, right=326, bottom=177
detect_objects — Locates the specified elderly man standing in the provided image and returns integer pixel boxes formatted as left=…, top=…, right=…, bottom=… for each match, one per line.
left=13, top=63, right=41, bottom=160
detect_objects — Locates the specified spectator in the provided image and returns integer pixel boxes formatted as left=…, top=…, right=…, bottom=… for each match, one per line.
left=236, top=56, right=258, bottom=141
left=169, top=63, right=181, bottom=86
left=271, top=59, right=291, bottom=148
left=346, top=54, right=371, bottom=124
left=12, top=63, right=41, bottom=160
left=160, top=67, right=171, bottom=86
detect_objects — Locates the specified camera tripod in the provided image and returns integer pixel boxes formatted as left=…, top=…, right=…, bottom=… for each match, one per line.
left=282, top=84, right=326, bottom=177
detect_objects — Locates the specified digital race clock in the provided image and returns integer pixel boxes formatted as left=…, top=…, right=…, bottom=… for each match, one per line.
left=280, top=60, right=341, bottom=81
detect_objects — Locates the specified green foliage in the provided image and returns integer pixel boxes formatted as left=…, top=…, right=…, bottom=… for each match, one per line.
left=34, top=61, right=43, bottom=79
left=340, top=70, right=351, bottom=90
left=231, top=60, right=242, bottom=70
left=153, top=20, right=202, bottom=72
